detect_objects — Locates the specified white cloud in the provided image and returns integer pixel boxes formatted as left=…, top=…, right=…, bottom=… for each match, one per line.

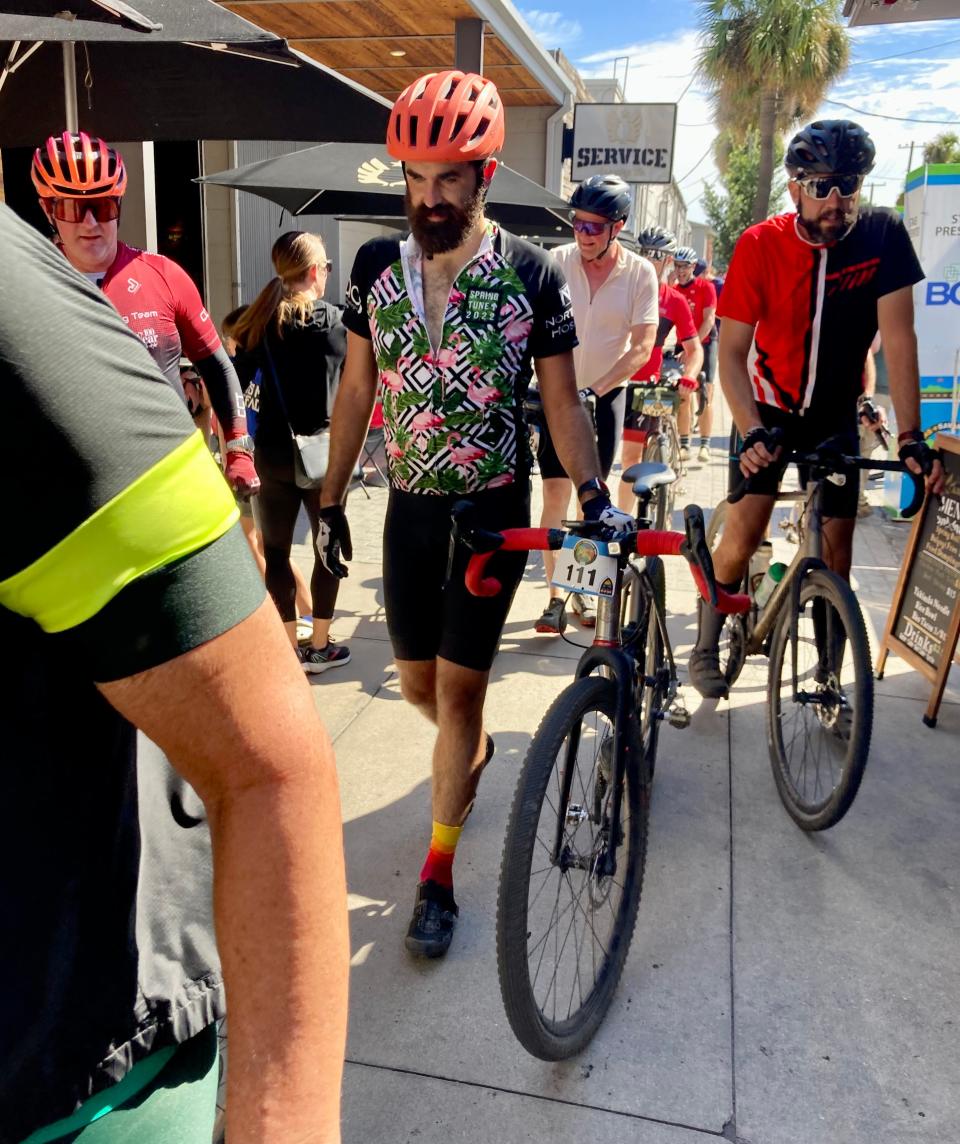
left=518, top=8, right=583, bottom=50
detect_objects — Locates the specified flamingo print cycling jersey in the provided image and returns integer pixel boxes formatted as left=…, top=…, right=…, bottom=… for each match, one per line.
left=343, top=222, right=578, bottom=495
left=717, top=206, right=923, bottom=416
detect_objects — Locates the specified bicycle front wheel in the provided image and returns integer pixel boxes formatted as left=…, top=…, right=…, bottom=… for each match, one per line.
left=497, top=675, right=648, bottom=1059
left=766, top=569, right=873, bottom=831
left=622, top=558, right=668, bottom=777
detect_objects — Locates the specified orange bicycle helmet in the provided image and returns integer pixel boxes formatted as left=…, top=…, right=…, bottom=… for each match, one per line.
left=32, top=131, right=127, bottom=200
left=387, top=70, right=505, bottom=163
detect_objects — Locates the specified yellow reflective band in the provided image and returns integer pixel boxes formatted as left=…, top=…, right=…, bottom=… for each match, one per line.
left=0, top=432, right=239, bottom=633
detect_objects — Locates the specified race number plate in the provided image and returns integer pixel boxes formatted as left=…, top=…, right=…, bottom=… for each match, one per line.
left=550, top=535, right=617, bottom=598
left=641, top=394, right=677, bottom=418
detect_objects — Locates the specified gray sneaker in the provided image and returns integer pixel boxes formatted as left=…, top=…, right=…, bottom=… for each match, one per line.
left=299, top=640, right=351, bottom=674
left=535, top=598, right=567, bottom=635
left=689, top=648, right=729, bottom=699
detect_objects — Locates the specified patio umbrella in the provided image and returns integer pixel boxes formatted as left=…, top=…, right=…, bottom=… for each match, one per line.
left=0, top=0, right=389, bottom=145
left=199, top=143, right=573, bottom=238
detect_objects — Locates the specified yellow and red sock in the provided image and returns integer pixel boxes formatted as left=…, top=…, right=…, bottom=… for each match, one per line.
left=419, top=821, right=462, bottom=889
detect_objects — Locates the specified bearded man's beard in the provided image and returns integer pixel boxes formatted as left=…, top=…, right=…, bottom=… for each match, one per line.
left=406, top=183, right=486, bottom=255
left=797, top=200, right=858, bottom=243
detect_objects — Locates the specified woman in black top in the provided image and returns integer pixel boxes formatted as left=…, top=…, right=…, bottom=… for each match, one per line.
left=233, top=232, right=349, bottom=672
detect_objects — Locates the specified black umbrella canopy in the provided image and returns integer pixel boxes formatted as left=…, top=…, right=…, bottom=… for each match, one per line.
left=0, top=0, right=279, bottom=41
left=0, top=1, right=390, bottom=144
left=199, top=143, right=572, bottom=239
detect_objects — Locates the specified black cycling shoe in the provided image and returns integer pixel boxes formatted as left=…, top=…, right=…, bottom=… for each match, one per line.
left=405, top=880, right=459, bottom=959
left=689, top=649, right=729, bottom=700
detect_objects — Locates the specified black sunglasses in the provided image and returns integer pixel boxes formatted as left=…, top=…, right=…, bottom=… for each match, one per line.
left=795, top=173, right=863, bottom=200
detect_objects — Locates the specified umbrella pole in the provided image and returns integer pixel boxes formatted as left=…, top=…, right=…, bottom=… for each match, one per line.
left=63, top=41, right=78, bottom=132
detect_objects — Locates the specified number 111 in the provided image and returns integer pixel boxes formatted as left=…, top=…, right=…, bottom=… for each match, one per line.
left=566, top=564, right=596, bottom=587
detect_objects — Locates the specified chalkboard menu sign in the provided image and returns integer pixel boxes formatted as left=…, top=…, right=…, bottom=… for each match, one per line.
left=878, top=434, right=960, bottom=727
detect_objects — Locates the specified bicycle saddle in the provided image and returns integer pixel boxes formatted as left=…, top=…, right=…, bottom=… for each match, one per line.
left=622, top=461, right=677, bottom=498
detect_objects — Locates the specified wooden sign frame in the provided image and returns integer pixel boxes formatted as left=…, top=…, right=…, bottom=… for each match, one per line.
left=877, top=432, right=960, bottom=727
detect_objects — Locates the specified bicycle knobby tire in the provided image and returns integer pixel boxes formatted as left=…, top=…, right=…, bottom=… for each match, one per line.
left=497, top=675, right=649, bottom=1059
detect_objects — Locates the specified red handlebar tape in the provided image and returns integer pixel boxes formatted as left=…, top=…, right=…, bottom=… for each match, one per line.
left=464, top=528, right=750, bottom=614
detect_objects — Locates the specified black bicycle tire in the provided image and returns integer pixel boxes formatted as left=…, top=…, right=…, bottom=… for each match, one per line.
left=497, top=675, right=647, bottom=1059
left=766, top=569, right=873, bottom=830
left=623, top=558, right=667, bottom=777
left=642, top=435, right=671, bottom=530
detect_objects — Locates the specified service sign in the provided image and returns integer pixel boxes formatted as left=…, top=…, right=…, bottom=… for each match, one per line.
left=572, top=103, right=677, bottom=184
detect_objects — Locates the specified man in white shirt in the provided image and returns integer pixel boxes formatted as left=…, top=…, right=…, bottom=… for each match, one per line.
left=535, top=174, right=658, bottom=633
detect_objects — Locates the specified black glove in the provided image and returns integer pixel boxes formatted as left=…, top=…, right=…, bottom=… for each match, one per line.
left=316, top=505, right=353, bottom=579
left=898, top=432, right=936, bottom=477
left=581, top=493, right=637, bottom=533
left=739, top=425, right=777, bottom=458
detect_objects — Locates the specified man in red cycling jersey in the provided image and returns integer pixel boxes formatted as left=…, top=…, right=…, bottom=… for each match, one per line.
left=316, top=70, right=635, bottom=959
left=690, top=120, right=943, bottom=699
left=617, top=227, right=702, bottom=510
left=672, top=246, right=717, bottom=464
left=32, top=131, right=258, bottom=500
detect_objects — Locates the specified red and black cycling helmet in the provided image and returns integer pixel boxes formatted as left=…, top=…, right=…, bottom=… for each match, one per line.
left=32, top=131, right=127, bottom=200
left=387, top=70, right=505, bottom=163
left=785, top=120, right=875, bottom=179
left=570, top=174, right=632, bottom=222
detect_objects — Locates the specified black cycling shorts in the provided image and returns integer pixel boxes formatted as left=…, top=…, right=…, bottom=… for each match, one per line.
left=702, top=339, right=717, bottom=387
left=537, top=387, right=626, bottom=482
left=383, top=483, right=531, bottom=672
left=744, top=404, right=860, bottom=519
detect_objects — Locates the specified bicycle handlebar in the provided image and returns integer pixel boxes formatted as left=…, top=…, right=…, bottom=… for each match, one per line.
left=728, top=431, right=928, bottom=518
left=452, top=502, right=749, bottom=614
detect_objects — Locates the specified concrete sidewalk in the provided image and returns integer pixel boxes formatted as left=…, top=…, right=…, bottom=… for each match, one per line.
left=294, top=404, right=960, bottom=1144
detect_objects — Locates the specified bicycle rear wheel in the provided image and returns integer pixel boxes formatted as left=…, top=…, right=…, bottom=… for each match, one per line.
left=497, top=675, right=648, bottom=1059
left=642, top=432, right=673, bottom=529
left=766, top=569, right=873, bottom=830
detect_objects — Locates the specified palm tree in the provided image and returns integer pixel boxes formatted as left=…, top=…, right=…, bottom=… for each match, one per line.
left=923, top=132, right=960, bottom=165
left=697, top=0, right=849, bottom=223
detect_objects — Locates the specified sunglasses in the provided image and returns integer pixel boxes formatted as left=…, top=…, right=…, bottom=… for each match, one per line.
left=570, top=214, right=611, bottom=236
left=51, top=197, right=121, bottom=223
left=641, top=249, right=669, bottom=262
left=795, top=174, right=862, bottom=200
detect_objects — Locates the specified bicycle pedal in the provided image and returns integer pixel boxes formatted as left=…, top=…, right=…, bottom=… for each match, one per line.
left=666, top=703, right=691, bottom=729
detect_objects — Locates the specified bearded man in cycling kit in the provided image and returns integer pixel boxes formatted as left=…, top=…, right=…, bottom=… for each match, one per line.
left=316, top=71, right=635, bottom=958
left=616, top=227, right=702, bottom=511
left=690, top=119, right=944, bottom=700
left=32, top=131, right=258, bottom=500
left=672, top=246, right=717, bottom=463
left=533, top=175, right=658, bottom=634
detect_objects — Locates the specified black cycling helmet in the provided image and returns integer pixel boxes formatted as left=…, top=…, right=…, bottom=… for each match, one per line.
left=637, top=225, right=677, bottom=254
left=785, top=120, right=875, bottom=178
left=570, top=174, right=632, bottom=222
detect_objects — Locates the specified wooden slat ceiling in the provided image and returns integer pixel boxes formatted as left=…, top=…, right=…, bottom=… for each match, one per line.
left=221, top=1, right=559, bottom=106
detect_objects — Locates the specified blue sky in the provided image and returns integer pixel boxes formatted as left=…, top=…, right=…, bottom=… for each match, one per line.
left=517, top=3, right=960, bottom=217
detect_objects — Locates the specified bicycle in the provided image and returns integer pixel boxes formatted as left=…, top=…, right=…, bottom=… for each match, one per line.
left=451, top=483, right=749, bottom=1060
left=621, top=357, right=693, bottom=529
left=714, top=433, right=926, bottom=831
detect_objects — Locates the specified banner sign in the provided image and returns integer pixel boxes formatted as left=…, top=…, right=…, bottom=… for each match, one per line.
left=904, top=164, right=960, bottom=403
left=571, top=103, right=677, bottom=185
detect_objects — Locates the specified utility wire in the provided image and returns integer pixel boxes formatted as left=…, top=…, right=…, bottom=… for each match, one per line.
left=851, top=36, right=960, bottom=67
left=823, top=98, right=960, bottom=125
left=677, top=143, right=714, bottom=185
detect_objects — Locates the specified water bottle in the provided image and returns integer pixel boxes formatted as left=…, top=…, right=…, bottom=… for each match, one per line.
left=748, top=540, right=774, bottom=598
left=754, top=561, right=787, bottom=610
